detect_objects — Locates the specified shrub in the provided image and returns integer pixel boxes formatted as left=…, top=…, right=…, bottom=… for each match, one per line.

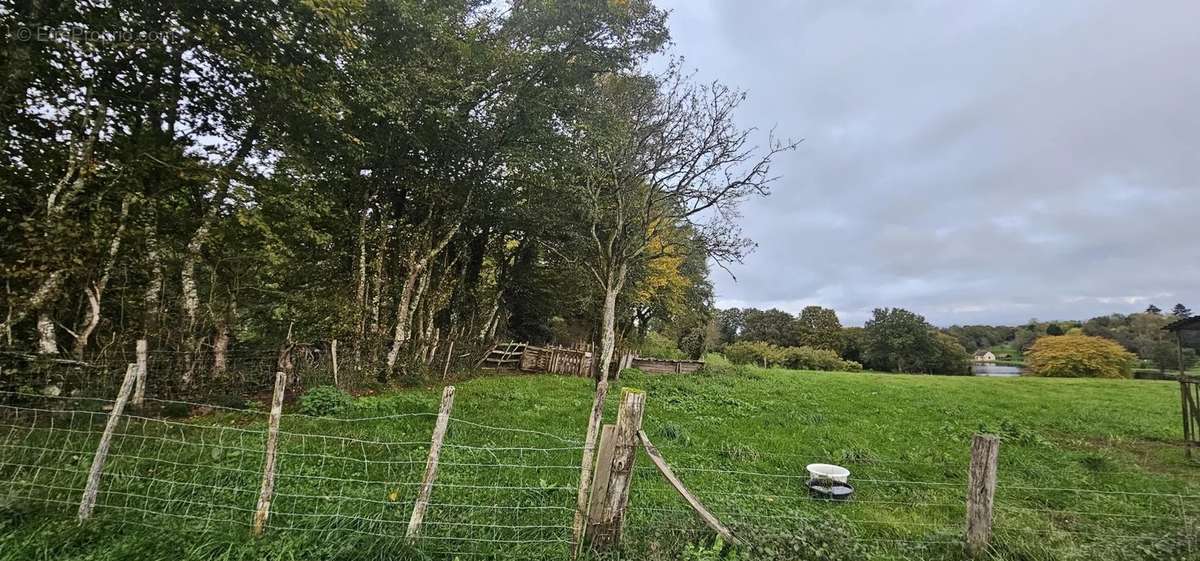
left=161, top=402, right=191, bottom=418
left=639, top=331, right=688, bottom=360
left=299, top=385, right=353, bottom=416
left=779, top=346, right=846, bottom=371
left=724, top=341, right=861, bottom=372
left=1026, top=335, right=1136, bottom=378
left=702, top=352, right=732, bottom=368
left=724, top=341, right=780, bottom=367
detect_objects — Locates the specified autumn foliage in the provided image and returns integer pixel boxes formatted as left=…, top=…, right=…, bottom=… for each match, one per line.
left=1026, top=334, right=1136, bottom=378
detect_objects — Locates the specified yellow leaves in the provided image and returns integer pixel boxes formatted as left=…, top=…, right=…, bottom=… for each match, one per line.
left=631, top=234, right=688, bottom=315
left=386, top=490, right=400, bottom=502
left=1026, top=335, right=1136, bottom=379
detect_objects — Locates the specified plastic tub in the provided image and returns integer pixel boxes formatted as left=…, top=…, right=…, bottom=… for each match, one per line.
left=805, top=463, right=850, bottom=483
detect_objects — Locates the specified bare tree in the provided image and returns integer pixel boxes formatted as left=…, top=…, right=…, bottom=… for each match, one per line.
left=563, top=64, right=798, bottom=386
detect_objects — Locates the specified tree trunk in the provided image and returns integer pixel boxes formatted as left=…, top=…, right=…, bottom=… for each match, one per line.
left=143, top=219, right=163, bottom=338
left=384, top=215, right=464, bottom=373
left=73, top=195, right=131, bottom=358
left=385, top=269, right=420, bottom=370
left=596, top=264, right=628, bottom=384
left=3, top=98, right=107, bottom=347
left=368, top=232, right=387, bottom=339
left=37, top=312, right=57, bottom=354
left=180, top=222, right=208, bottom=384
left=212, top=319, right=230, bottom=376
left=179, top=124, right=258, bottom=386
left=354, top=205, right=370, bottom=366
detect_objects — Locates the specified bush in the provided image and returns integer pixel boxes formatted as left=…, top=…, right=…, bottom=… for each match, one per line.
left=724, top=341, right=777, bottom=367
left=638, top=331, right=688, bottom=360
left=1026, top=334, right=1136, bottom=378
left=724, top=341, right=861, bottom=372
left=299, top=385, right=353, bottom=416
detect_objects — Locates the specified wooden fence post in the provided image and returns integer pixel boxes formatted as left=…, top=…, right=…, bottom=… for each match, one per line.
left=585, top=388, right=645, bottom=552
left=133, top=339, right=148, bottom=406
left=252, top=371, right=287, bottom=536
left=78, top=363, right=137, bottom=522
left=407, top=385, right=456, bottom=539
left=571, top=380, right=609, bottom=559
left=330, top=338, right=339, bottom=388
left=966, top=434, right=1000, bottom=557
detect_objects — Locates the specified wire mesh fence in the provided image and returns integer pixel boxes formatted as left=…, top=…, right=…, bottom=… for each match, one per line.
left=1, top=387, right=1196, bottom=560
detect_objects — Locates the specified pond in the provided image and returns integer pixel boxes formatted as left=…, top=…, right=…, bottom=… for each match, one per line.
left=971, top=363, right=1024, bottom=377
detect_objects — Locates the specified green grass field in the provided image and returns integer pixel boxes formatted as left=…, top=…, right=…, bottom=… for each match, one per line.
left=2, top=367, right=1197, bottom=561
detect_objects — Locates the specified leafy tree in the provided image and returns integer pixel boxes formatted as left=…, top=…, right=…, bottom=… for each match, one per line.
left=1172, top=303, right=1192, bottom=318
left=862, top=308, right=934, bottom=373
left=713, top=308, right=745, bottom=348
left=927, top=332, right=972, bottom=375
left=840, top=326, right=866, bottom=364
left=1045, top=323, right=1065, bottom=336
left=1143, top=339, right=1198, bottom=374
left=1026, top=335, right=1136, bottom=378
left=943, top=324, right=1016, bottom=352
left=1145, top=304, right=1162, bottom=315
left=796, top=306, right=843, bottom=352
left=741, top=308, right=800, bottom=348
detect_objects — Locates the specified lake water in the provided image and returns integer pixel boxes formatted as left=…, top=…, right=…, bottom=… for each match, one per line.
left=971, top=363, right=1024, bottom=377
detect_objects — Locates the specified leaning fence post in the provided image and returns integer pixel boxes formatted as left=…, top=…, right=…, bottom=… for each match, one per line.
left=78, top=363, right=137, bottom=522
left=407, top=385, right=456, bottom=540
left=133, top=339, right=148, bottom=406
left=252, top=371, right=288, bottom=536
left=966, top=433, right=1000, bottom=557
left=585, top=387, right=645, bottom=552
left=571, top=380, right=609, bottom=559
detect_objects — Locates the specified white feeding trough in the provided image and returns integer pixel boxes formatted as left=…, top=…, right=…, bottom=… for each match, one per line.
left=805, top=463, right=854, bottom=500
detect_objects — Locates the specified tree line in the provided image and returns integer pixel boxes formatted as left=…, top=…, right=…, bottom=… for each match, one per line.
left=713, top=306, right=972, bottom=375
left=1, top=0, right=792, bottom=393
left=710, top=301, right=1197, bottom=376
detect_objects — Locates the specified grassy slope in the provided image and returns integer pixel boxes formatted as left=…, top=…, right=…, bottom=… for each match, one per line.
left=1, top=369, right=1197, bottom=561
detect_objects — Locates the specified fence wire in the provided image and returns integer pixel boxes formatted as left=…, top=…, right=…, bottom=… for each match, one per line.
left=1, top=390, right=1196, bottom=561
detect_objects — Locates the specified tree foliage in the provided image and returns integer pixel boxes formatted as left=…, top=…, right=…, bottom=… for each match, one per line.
left=1026, top=335, right=1137, bottom=378
left=3, top=0, right=781, bottom=392
left=862, top=308, right=969, bottom=375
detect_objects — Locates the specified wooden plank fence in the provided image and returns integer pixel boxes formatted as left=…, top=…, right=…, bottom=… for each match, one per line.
left=481, top=342, right=703, bottom=378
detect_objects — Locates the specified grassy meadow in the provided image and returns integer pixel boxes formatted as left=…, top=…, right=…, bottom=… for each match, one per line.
left=1, top=366, right=1197, bottom=561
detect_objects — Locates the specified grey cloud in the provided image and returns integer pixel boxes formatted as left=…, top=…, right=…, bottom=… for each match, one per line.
left=660, top=0, right=1200, bottom=325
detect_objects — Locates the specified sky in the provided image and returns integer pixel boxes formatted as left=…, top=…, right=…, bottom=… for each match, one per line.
left=654, top=0, right=1200, bottom=327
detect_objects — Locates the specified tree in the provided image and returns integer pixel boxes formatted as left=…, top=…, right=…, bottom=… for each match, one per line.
left=796, top=306, right=843, bottom=352
left=840, top=326, right=866, bottom=364
left=927, top=332, right=972, bottom=375
left=557, top=64, right=797, bottom=384
left=1045, top=323, right=1065, bottom=336
left=1026, top=335, right=1136, bottom=378
left=741, top=308, right=800, bottom=347
left=1145, top=304, right=1162, bottom=315
left=1144, top=339, right=1197, bottom=374
left=1172, top=303, right=1192, bottom=318
left=0, top=0, right=694, bottom=394
left=714, top=308, right=745, bottom=348
left=862, top=308, right=934, bottom=373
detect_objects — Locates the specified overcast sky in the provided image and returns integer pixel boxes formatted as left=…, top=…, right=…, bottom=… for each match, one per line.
left=656, top=0, right=1200, bottom=326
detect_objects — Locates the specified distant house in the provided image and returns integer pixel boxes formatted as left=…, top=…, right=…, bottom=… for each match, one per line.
left=973, top=350, right=996, bottom=363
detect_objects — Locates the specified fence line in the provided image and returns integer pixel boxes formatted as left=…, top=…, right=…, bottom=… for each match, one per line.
left=2, top=386, right=1195, bottom=560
